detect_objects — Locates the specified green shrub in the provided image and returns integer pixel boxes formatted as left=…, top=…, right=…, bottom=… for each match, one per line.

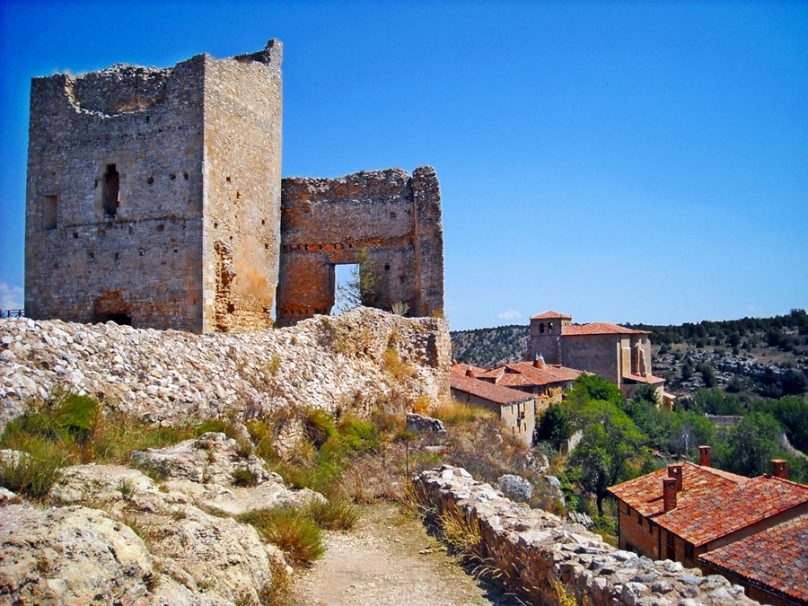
left=305, top=409, right=337, bottom=447
left=337, top=416, right=379, bottom=454
left=0, top=437, right=65, bottom=499
left=238, top=507, right=324, bottom=564
left=195, top=419, right=240, bottom=440
left=232, top=468, right=259, bottom=487
left=307, top=497, right=359, bottom=530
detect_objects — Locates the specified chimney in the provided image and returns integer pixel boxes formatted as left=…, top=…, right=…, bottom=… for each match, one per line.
left=668, top=464, right=683, bottom=492
left=663, top=478, right=677, bottom=512
left=771, top=459, right=789, bottom=480
left=698, top=445, right=711, bottom=467
left=465, top=368, right=475, bottom=378
left=533, top=354, right=545, bottom=369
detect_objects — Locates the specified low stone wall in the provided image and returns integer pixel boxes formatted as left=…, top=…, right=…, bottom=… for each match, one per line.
left=0, top=307, right=450, bottom=428
left=413, top=466, right=759, bottom=606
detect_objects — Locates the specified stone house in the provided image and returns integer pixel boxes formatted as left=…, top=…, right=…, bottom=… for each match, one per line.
left=475, top=357, right=581, bottom=415
left=527, top=310, right=672, bottom=406
left=25, top=40, right=444, bottom=332
left=608, top=448, right=808, bottom=606
left=449, top=366, right=535, bottom=446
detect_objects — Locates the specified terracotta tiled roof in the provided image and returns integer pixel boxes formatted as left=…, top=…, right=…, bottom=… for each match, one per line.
left=698, top=514, right=808, bottom=604
left=477, top=362, right=581, bottom=387
left=450, top=373, right=534, bottom=406
left=530, top=310, right=572, bottom=320
left=608, top=462, right=808, bottom=547
left=451, top=363, right=487, bottom=377
left=563, top=322, right=649, bottom=336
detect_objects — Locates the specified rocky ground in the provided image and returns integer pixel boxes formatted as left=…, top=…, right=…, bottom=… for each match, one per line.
left=0, top=307, right=450, bottom=429
left=0, top=432, right=319, bottom=605
left=289, top=503, right=518, bottom=606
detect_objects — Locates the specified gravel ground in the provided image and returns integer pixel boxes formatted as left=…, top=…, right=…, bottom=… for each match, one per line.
left=289, top=503, right=520, bottom=606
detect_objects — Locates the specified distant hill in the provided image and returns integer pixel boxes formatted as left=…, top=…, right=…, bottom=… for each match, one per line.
left=450, top=324, right=529, bottom=367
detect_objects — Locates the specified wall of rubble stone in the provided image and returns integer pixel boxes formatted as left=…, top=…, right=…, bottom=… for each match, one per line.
left=0, top=307, right=450, bottom=429
left=277, top=167, right=444, bottom=325
left=413, top=466, right=761, bottom=606
left=25, top=41, right=282, bottom=333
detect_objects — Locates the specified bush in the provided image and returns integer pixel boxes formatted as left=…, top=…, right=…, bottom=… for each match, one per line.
left=195, top=419, right=240, bottom=440
left=307, top=497, right=359, bottom=530
left=0, top=438, right=65, bottom=499
left=238, top=508, right=324, bottom=564
left=232, top=468, right=258, bottom=487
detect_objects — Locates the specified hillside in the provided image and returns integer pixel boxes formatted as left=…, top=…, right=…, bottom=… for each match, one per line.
left=451, top=310, right=808, bottom=398
left=450, top=325, right=529, bottom=367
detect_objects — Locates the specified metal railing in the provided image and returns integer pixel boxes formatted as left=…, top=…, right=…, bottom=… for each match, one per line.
left=1, top=309, right=24, bottom=319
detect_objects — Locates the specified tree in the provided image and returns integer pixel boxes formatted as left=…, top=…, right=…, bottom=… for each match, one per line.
left=721, top=412, right=782, bottom=477
left=697, top=362, right=717, bottom=388
left=535, top=404, right=573, bottom=446
left=566, top=403, right=648, bottom=514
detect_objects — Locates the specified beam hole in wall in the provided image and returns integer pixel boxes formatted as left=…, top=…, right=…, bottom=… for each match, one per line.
left=73, top=232, right=79, bottom=239
left=147, top=176, right=154, bottom=185
left=156, top=224, right=165, bottom=232
left=261, top=219, right=265, bottom=225
left=384, top=263, right=390, bottom=271
left=42, top=195, right=58, bottom=230
left=102, top=164, right=120, bottom=217
left=226, top=176, right=231, bottom=184
left=183, top=172, right=189, bottom=180
left=170, top=173, right=176, bottom=180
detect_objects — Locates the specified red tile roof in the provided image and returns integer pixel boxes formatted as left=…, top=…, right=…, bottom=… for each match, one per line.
left=699, top=514, right=808, bottom=604
left=451, top=362, right=487, bottom=377
left=531, top=310, right=572, bottom=320
left=477, top=363, right=581, bottom=387
left=563, top=322, right=649, bottom=336
left=450, top=373, right=534, bottom=406
left=609, top=462, right=808, bottom=547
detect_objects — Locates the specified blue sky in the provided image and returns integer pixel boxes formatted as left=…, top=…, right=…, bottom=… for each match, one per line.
left=1, top=1, right=806, bottom=330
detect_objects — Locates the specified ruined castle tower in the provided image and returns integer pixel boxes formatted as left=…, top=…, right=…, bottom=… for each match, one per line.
left=25, top=40, right=283, bottom=332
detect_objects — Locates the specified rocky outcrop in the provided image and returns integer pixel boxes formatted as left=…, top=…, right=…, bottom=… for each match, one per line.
left=1, top=433, right=326, bottom=605
left=413, top=466, right=760, bottom=606
left=0, top=503, right=230, bottom=605
left=406, top=412, right=447, bottom=436
left=0, top=306, right=451, bottom=429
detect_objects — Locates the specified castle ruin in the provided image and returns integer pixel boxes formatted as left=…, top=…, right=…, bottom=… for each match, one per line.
left=24, top=40, right=444, bottom=332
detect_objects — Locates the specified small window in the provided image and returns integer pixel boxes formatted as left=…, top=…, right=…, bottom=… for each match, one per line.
left=42, top=195, right=58, bottom=230
left=548, top=322, right=554, bottom=332
left=685, top=543, right=694, bottom=560
left=540, top=323, right=545, bottom=333
left=102, top=164, right=120, bottom=217
left=638, top=517, right=643, bottom=528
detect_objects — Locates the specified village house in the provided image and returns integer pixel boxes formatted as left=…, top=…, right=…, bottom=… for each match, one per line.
left=526, top=310, right=673, bottom=407
left=475, top=356, right=581, bottom=415
left=449, top=365, right=535, bottom=446
left=608, top=447, right=808, bottom=606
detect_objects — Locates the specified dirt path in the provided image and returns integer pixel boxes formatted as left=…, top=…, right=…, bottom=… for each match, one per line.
left=289, top=503, right=519, bottom=606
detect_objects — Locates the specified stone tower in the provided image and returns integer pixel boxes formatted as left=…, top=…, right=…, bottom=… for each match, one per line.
left=24, top=40, right=283, bottom=332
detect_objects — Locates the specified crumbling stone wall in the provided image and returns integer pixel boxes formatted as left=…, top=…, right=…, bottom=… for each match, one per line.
left=413, top=466, right=760, bottom=606
left=25, top=41, right=282, bottom=332
left=277, top=167, right=444, bottom=325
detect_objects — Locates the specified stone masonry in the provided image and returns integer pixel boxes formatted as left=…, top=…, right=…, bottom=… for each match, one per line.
left=25, top=41, right=283, bottom=333
left=24, top=39, right=445, bottom=332
left=278, top=167, right=444, bottom=325
left=413, top=466, right=761, bottom=606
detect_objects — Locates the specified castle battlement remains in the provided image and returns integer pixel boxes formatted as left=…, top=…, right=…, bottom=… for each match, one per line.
left=25, top=40, right=444, bottom=332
